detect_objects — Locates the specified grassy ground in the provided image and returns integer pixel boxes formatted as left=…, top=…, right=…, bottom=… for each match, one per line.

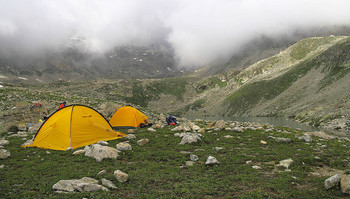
left=1, top=123, right=350, bottom=198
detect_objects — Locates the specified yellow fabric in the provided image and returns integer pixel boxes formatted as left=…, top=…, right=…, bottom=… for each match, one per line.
left=22, top=105, right=126, bottom=151
left=109, top=106, right=148, bottom=128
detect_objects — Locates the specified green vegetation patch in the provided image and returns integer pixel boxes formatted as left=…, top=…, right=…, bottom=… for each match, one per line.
left=1, top=124, right=349, bottom=198
left=122, top=78, right=189, bottom=107
left=225, top=56, right=318, bottom=115
left=170, top=98, right=206, bottom=116
left=318, top=38, right=350, bottom=91
left=290, top=37, right=339, bottom=60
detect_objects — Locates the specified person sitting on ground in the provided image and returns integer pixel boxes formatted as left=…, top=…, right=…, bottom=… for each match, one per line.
left=166, top=115, right=177, bottom=126
left=58, top=101, right=66, bottom=110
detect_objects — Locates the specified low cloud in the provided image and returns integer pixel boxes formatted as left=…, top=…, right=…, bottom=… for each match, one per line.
left=1, top=0, right=350, bottom=67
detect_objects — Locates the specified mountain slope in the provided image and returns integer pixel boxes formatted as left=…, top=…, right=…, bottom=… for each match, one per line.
left=156, top=36, right=350, bottom=131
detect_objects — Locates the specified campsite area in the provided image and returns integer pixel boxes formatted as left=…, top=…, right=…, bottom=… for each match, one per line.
left=1, top=118, right=350, bottom=198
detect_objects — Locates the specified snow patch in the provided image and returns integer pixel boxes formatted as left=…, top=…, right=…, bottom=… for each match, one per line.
left=0, top=75, right=7, bottom=78
left=36, top=78, right=43, bottom=82
left=18, top=77, right=28, bottom=80
left=0, top=85, right=3, bottom=88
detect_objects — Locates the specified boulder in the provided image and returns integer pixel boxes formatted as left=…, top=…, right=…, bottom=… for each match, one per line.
left=84, top=144, right=120, bottom=162
left=341, top=175, right=350, bottom=194
left=213, top=120, right=225, bottom=130
left=52, top=177, right=108, bottom=193
left=325, top=174, right=341, bottom=189
left=114, top=170, right=128, bottom=182
left=101, top=178, right=117, bottom=189
left=179, top=133, right=202, bottom=145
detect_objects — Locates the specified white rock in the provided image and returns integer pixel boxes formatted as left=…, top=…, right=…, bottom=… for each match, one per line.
left=98, top=141, right=109, bottom=146
left=147, top=127, right=156, bottom=132
left=114, top=170, right=128, bottom=182
left=97, top=170, right=107, bottom=176
left=126, top=134, right=136, bottom=139
left=73, top=149, right=85, bottom=155
left=205, top=156, right=219, bottom=165
left=137, top=139, right=149, bottom=146
left=0, top=149, right=10, bottom=159
left=0, top=140, right=9, bottom=146
left=341, top=175, right=350, bottom=194
left=252, top=165, right=262, bottom=169
left=277, top=159, right=294, bottom=169
left=101, top=178, right=117, bottom=189
left=116, top=142, right=132, bottom=151
left=84, top=144, right=120, bottom=162
left=190, top=154, right=199, bottom=161
left=186, top=161, right=195, bottom=166
left=179, top=133, right=202, bottom=145
left=325, top=174, right=341, bottom=189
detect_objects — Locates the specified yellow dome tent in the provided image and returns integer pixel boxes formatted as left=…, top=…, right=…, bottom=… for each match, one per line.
left=109, top=106, right=148, bottom=129
left=22, top=104, right=126, bottom=151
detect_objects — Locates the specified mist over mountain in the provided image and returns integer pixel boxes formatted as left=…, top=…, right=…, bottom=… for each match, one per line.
left=1, top=0, right=350, bottom=78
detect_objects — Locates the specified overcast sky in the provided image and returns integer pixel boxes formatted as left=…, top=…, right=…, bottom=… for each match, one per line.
left=1, top=0, right=350, bottom=67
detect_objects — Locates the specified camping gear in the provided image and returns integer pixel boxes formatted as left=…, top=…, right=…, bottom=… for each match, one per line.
left=166, top=115, right=177, bottom=125
left=109, top=106, right=149, bottom=129
left=22, top=104, right=125, bottom=151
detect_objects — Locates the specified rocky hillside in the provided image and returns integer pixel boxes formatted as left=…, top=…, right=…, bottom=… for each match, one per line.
left=0, top=43, right=180, bottom=82
left=147, top=36, right=350, bottom=133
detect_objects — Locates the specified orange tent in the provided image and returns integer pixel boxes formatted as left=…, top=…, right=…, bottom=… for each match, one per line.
left=109, top=106, right=148, bottom=129
left=22, top=104, right=125, bottom=151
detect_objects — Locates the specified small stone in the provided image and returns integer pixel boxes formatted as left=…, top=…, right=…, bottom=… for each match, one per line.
left=303, top=134, right=312, bottom=142
left=114, top=170, right=128, bottom=182
left=116, top=142, right=132, bottom=151
left=137, top=139, right=149, bottom=146
left=260, top=140, right=267, bottom=144
left=190, top=154, right=199, bottom=161
left=147, top=127, right=156, bottom=132
left=252, top=165, right=262, bottom=169
left=97, top=170, right=107, bottom=176
left=205, top=156, right=219, bottom=165
left=101, top=178, right=117, bottom=189
left=186, top=161, right=194, bottom=166
left=126, top=134, right=136, bottom=139
left=277, top=159, right=293, bottom=169
left=98, top=141, right=109, bottom=146
left=73, top=150, right=85, bottom=155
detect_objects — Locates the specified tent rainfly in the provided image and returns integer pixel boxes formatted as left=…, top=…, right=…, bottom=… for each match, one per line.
left=109, top=106, right=148, bottom=129
left=22, top=104, right=125, bottom=151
